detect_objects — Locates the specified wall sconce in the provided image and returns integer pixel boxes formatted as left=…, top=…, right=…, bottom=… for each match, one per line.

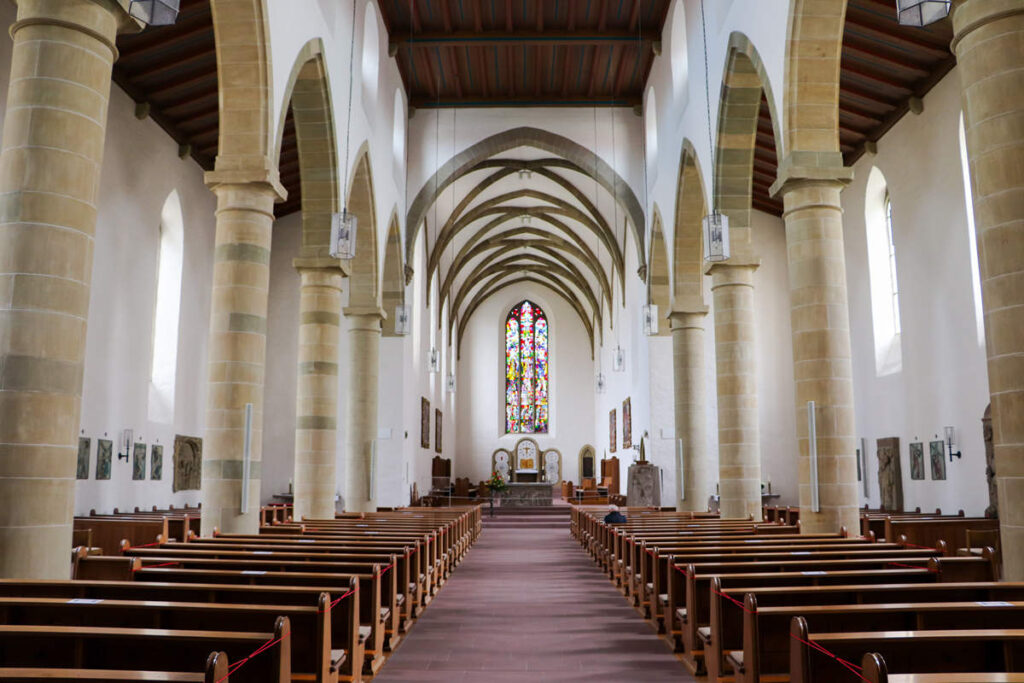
left=394, top=305, right=411, bottom=336
left=128, top=0, right=180, bottom=25
left=945, top=425, right=962, bottom=462
left=643, top=304, right=659, bottom=336
left=517, top=169, right=533, bottom=180
left=595, top=372, right=607, bottom=394
left=612, top=346, right=625, bottom=372
left=429, top=347, right=441, bottom=373
left=446, top=372, right=456, bottom=393
left=118, top=428, right=133, bottom=462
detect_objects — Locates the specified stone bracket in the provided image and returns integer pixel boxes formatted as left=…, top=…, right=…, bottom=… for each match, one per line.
left=770, top=152, right=854, bottom=199
left=293, top=256, right=350, bottom=278
left=205, top=166, right=288, bottom=203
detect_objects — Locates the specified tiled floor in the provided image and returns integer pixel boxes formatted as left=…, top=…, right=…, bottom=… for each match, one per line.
left=374, top=522, right=696, bottom=682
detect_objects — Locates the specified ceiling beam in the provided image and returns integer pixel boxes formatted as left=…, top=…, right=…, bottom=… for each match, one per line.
left=409, top=93, right=640, bottom=108
left=391, top=30, right=659, bottom=49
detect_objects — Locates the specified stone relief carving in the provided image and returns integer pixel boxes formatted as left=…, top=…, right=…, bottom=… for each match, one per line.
left=983, top=403, right=997, bottom=518
left=876, top=437, right=903, bottom=512
left=627, top=462, right=661, bottom=507
left=173, top=435, right=203, bottom=492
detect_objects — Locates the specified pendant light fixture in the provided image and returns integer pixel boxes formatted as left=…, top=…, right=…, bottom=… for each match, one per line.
left=330, top=0, right=360, bottom=260
left=896, top=0, right=950, bottom=26
left=592, top=107, right=607, bottom=395
left=699, top=0, right=729, bottom=263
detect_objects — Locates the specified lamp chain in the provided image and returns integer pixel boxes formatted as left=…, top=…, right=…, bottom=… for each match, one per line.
left=343, top=0, right=357, bottom=212
left=699, top=0, right=716, bottom=213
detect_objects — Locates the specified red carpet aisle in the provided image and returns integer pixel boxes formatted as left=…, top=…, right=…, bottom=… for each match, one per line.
left=374, top=509, right=696, bottom=682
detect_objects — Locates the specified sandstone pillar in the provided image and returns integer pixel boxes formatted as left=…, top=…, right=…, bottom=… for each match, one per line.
left=772, top=159, right=859, bottom=534
left=344, top=308, right=384, bottom=512
left=292, top=267, right=343, bottom=520
left=200, top=178, right=284, bottom=536
left=670, top=309, right=712, bottom=512
left=950, top=0, right=1024, bottom=580
left=0, top=0, right=136, bottom=579
left=709, top=262, right=762, bottom=520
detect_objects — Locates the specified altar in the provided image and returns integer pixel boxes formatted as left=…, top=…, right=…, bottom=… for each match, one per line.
left=500, top=483, right=553, bottom=507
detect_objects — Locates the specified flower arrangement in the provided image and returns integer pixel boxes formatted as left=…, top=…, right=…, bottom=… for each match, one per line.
left=485, top=470, right=508, bottom=494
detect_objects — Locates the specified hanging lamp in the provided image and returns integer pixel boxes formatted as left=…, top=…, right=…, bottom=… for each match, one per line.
left=128, top=0, right=180, bottom=25
left=896, top=0, right=950, bottom=26
left=699, top=0, right=730, bottom=263
left=330, top=0, right=360, bottom=260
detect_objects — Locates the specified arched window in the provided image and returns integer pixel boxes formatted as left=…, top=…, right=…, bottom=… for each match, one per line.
left=958, top=112, right=985, bottom=347
left=148, top=190, right=184, bottom=423
left=361, top=3, right=380, bottom=110
left=865, top=167, right=902, bottom=376
left=670, top=1, right=688, bottom=103
left=505, top=300, right=549, bottom=434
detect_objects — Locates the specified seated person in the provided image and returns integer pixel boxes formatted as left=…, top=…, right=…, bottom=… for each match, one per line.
left=603, top=504, right=627, bottom=524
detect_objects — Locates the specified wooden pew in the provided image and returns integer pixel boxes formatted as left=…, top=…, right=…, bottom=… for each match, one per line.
left=861, top=653, right=1024, bottom=683
left=790, top=618, right=1024, bottom=683
left=887, top=517, right=1000, bottom=551
left=705, top=580, right=1024, bottom=683
left=0, top=617, right=290, bottom=683
left=0, top=578, right=362, bottom=682
left=0, top=650, right=229, bottom=682
left=72, top=516, right=169, bottom=555
left=0, top=595, right=345, bottom=683
left=132, top=565, right=388, bottom=676
left=734, top=597, right=1024, bottom=682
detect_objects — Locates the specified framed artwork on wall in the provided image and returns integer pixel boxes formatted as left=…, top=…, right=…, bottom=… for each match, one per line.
left=132, top=443, right=147, bottom=481
left=151, top=444, right=163, bottom=480
left=435, top=409, right=442, bottom=453
left=77, top=437, right=91, bottom=480
left=172, top=435, right=202, bottom=492
left=909, top=442, right=925, bottom=480
left=609, top=409, right=617, bottom=453
left=421, top=398, right=430, bottom=449
left=930, top=440, right=946, bottom=480
left=622, top=397, right=632, bottom=450
left=96, top=439, right=112, bottom=480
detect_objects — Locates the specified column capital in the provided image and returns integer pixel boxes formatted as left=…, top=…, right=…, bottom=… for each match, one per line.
left=293, top=257, right=351, bottom=278
left=704, top=255, right=760, bottom=278
left=951, top=0, right=1024, bottom=54
left=11, top=0, right=143, bottom=60
left=204, top=166, right=288, bottom=203
left=669, top=306, right=709, bottom=331
left=343, top=305, right=388, bottom=321
left=769, top=152, right=854, bottom=198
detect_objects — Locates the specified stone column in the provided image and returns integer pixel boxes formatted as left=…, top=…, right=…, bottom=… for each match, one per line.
left=709, top=261, right=762, bottom=520
left=950, top=0, right=1024, bottom=580
left=772, top=159, right=859, bottom=534
left=0, top=0, right=136, bottom=579
left=670, top=308, right=711, bottom=512
left=292, top=266, right=343, bottom=520
left=200, top=177, right=284, bottom=536
left=344, top=308, right=384, bottom=512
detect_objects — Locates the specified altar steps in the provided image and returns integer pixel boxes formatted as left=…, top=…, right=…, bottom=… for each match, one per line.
left=482, top=505, right=571, bottom=529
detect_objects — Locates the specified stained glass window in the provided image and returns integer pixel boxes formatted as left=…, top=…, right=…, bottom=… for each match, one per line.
left=505, top=301, right=549, bottom=433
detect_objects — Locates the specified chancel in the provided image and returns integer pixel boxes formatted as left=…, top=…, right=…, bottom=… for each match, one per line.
left=0, top=0, right=1021, bottom=680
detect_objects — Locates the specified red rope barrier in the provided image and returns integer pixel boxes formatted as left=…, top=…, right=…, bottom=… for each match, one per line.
left=790, top=633, right=870, bottom=682
left=217, top=629, right=291, bottom=683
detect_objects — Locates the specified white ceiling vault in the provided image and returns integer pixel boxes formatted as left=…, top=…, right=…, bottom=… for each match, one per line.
left=407, top=123, right=647, bottom=360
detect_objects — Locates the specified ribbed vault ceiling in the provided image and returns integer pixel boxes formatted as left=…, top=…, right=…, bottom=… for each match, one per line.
left=420, top=145, right=637, bottom=357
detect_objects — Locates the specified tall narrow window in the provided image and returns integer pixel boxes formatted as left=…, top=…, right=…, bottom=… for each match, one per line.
left=884, top=193, right=901, bottom=336
left=148, top=190, right=184, bottom=423
left=505, top=300, right=549, bottom=433
left=865, top=167, right=902, bottom=376
left=959, top=112, right=985, bottom=347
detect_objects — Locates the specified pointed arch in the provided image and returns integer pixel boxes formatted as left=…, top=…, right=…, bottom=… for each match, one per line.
left=381, top=210, right=405, bottom=336
left=783, top=0, right=848, bottom=154
left=647, top=207, right=671, bottom=337
left=211, top=0, right=275, bottom=170
left=273, top=39, right=340, bottom=256
left=714, top=33, right=783, bottom=246
left=347, top=144, right=380, bottom=307
left=406, top=126, right=646, bottom=274
left=673, top=139, right=709, bottom=310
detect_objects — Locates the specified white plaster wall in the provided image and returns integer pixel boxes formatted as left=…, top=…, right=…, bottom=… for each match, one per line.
left=842, top=70, right=990, bottom=516
left=261, top=213, right=302, bottom=504
left=59, top=72, right=218, bottom=512
left=751, top=210, right=799, bottom=506
left=456, top=283, right=595, bottom=485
